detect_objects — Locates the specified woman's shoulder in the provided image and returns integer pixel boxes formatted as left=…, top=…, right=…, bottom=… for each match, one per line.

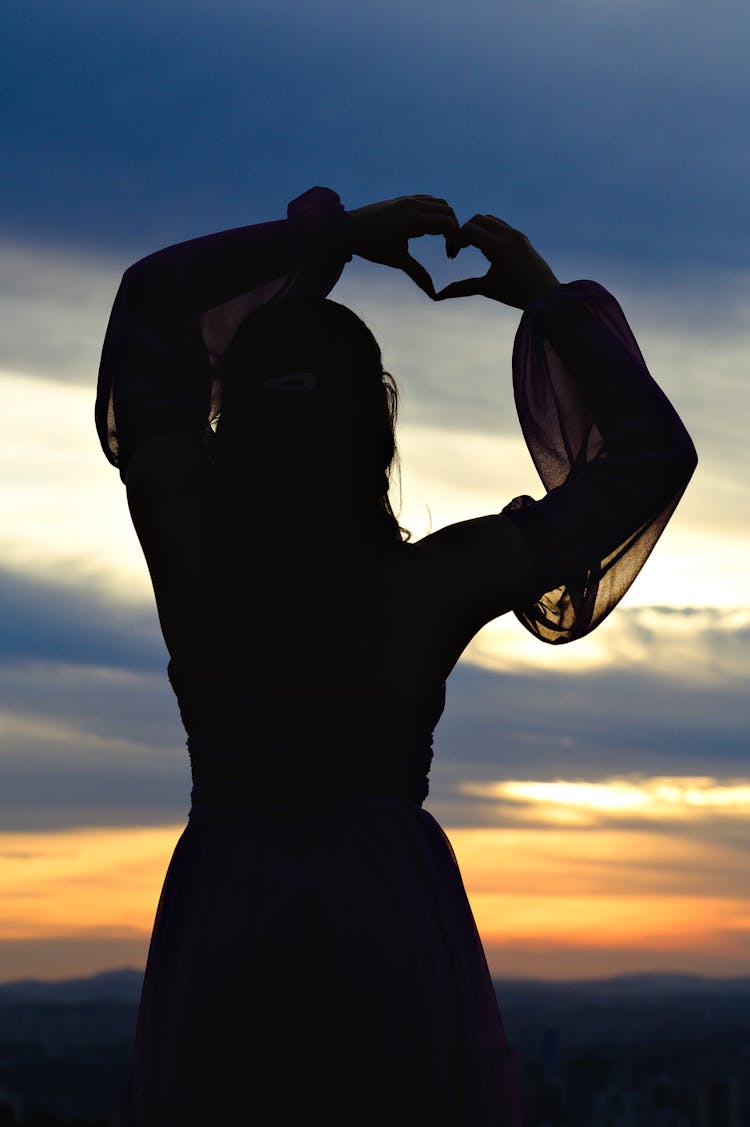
left=405, top=514, right=536, bottom=621
left=357, top=515, right=539, bottom=685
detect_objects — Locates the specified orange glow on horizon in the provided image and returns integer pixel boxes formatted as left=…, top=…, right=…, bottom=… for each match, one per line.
left=2, top=788, right=749, bottom=983
left=0, top=824, right=185, bottom=942
left=447, top=825, right=750, bottom=953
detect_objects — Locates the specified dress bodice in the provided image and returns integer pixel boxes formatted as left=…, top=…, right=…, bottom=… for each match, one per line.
left=168, top=660, right=446, bottom=811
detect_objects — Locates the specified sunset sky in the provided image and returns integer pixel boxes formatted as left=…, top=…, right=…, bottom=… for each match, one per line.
left=1, top=0, right=748, bottom=984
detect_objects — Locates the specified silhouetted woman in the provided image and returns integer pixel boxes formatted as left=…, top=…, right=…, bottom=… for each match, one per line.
left=96, top=188, right=696, bottom=1125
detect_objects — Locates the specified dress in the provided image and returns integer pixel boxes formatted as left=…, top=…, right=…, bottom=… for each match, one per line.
left=120, top=670, right=526, bottom=1125
left=96, top=187, right=696, bottom=1125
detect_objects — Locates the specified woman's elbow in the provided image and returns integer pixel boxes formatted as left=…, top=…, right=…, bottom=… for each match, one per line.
left=117, top=252, right=171, bottom=316
left=662, top=434, right=698, bottom=500
left=678, top=432, right=699, bottom=480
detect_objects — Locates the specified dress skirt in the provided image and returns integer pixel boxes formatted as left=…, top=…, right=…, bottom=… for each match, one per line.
left=120, top=793, right=525, bottom=1126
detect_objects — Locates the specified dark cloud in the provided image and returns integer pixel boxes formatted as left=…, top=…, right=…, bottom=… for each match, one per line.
left=431, top=655, right=748, bottom=800
left=2, top=0, right=748, bottom=274
left=0, top=567, right=183, bottom=829
left=1, top=566, right=747, bottom=832
left=0, top=660, right=188, bottom=831
left=0, top=564, right=164, bottom=672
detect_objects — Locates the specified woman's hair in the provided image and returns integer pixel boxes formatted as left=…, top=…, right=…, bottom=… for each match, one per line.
left=213, top=297, right=409, bottom=545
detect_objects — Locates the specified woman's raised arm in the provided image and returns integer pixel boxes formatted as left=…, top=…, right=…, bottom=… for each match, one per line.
left=95, top=186, right=351, bottom=478
left=437, top=214, right=698, bottom=643
left=96, top=189, right=460, bottom=479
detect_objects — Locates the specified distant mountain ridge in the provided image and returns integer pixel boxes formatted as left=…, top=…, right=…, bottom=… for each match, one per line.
left=1, top=967, right=749, bottom=1006
left=495, top=971, right=750, bottom=1001
left=0, top=967, right=144, bottom=1005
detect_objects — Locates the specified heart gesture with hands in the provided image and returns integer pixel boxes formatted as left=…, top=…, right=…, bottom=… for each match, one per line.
left=349, top=196, right=559, bottom=310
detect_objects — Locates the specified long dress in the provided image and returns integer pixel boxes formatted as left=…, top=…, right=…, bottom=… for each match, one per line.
left=96, top=187, right=697, bottom=1125
left=119, top=668, right=527, bottom=1125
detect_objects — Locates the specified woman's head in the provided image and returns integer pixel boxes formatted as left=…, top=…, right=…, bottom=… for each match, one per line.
left=214, top=298, right=408, bottom=544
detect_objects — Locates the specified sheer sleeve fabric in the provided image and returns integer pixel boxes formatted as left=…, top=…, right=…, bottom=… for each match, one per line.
left=502, top=281, right=697, bottom=644
left=95, top=186, right=351, bottom=478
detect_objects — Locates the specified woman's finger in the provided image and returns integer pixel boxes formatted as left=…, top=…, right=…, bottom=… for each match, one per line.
left=418, top=200, right=457, bottom=217
left=463, top=213, right=514, bottom=230
left=411, top=195, right=451, bottom=207
left=455, top=218, right=515, bottom=259
left=413, top=212, right=461, bottom=238
left=402, top=196, right=454, bottom=215
left=448, top=217, right=489, bottom=249
left=405, top=196, right=460, bottom=227
left=400, top=253, right=436, bottom=298
left=464, top=213, right=493, bottom=228
left=462, top=214, right=518, bottom=236
left=486, top=214, right=517, bottom=229
left=434, top=276, right=486, bottom=301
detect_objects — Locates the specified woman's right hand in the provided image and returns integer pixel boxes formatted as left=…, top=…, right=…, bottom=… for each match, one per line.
left=435, top=214, right=560, bottom=310
left=348, top=195, right=460, bottom=298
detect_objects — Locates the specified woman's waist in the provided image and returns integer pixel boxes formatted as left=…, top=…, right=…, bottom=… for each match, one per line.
left=186, top=734, right=433, bottom=809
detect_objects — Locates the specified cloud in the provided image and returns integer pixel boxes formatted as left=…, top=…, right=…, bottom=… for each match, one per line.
left=0, top=567, right=182, bottom=830
left=331, top=274, right=748, bottom=609
left=2, top=0, right=748, bottom=984
left=4, top=246, right=744, bottom=612
left=456, top=776, right=750, bottom=846
left=0, top=565, right=163, bottom=672
left=427, top=611, right=750, bottom=829
left=0, top=370, right=149, bottom=599
left=464, top=605, right=750, bottom=681
left=0, top=241, right=118, bottom=384
left=2, top=0, right=749, bottom=275
left=1, top=563, right=747, bottom=832
left=0, top=662, right=187, bottom=832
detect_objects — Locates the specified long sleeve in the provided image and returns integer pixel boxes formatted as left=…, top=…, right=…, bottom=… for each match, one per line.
left=95, top=187, right=351, bottom=478
left=502, top=280, right=698, bottom=644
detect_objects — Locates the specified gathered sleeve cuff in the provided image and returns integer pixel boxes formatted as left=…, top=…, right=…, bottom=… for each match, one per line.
left=501, top=281, right=698, bottom=644
left=94, top=186, right=351, bottom=478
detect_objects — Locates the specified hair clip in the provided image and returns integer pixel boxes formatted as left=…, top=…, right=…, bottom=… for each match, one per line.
left=263, top=372, right=316, bottom=392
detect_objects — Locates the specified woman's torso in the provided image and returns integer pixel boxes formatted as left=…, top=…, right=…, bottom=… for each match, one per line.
left=125, top=434, right=534, bottom=709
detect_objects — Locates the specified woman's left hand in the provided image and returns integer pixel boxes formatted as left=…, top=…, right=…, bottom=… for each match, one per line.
left=348, top=195, right=460, bottom=298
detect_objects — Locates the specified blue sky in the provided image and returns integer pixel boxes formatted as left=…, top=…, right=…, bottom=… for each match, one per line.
left=1, top=0, right=749, bottom=982
left=4, top=0, right=749, bottom=270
